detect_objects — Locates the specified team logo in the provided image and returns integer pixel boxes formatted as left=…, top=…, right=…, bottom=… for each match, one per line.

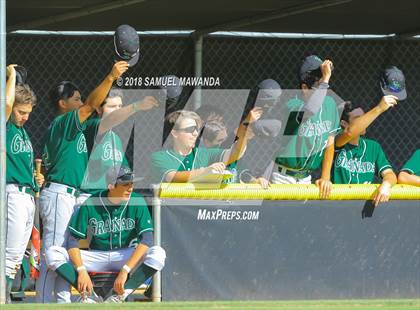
left=11, top=134, right=32, bottom=154
left=89, top=217, right=135, bottom=235
left=77, top=134, right=87, bottom=154
left=298, top=119, right=332, bottom=137
left=335, top=152, right=375, bottom=173
left=101, top=141, right=123, bottom=162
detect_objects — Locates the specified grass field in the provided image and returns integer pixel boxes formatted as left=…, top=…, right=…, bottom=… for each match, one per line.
left=2, top=300, right=420, bottom=310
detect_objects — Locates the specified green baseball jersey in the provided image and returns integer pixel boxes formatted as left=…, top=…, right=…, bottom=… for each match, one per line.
left=150, top=146, right=225, bottom=183
left=332, top=137, right=392, bottom=184
left=6, top=121, right=36, bottom=190
left=401, top=149, right=420, bottom=176
left=81, top=117, right=129, bottom=194
left=68, top=191, right=153, bottom=250
left=275, top=95, right=340, bottom=172
left=42, top=110, right=96, bottom=188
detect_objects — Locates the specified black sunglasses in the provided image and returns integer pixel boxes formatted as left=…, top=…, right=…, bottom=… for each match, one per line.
left=175, top=125, right=199, bottom=133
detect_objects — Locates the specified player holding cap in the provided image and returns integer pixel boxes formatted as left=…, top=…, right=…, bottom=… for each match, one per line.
left=45, top=166, right=165, bottom=303
left=81, top=88, right=158, bottom=194
left=5, top=64, right=44, bottom=303
left=151, top=109, right=259, bottom=183
left=37, top=61, right=129, bottom=303
left=332, top=66, right=404, bottom=205
left=272, top=55, right=339, bottom=198
left=398, top=150, right=420, bottom=186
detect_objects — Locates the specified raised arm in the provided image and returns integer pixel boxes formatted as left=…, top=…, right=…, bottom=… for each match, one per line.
left=6, top=64, right=17, bottom=121
left=78, top=61, right=129, bottom=123
left=97, top=96, right=158, bottom=136
left=336, top=95, right=398, bottom=147
left=222, top=107, right=262, bottom=164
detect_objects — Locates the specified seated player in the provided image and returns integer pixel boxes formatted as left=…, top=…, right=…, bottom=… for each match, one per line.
left=45, top=166, right=166, bottom=303
left=151, top=109, right=258, bottom=183
left=333, top=98, right=398, bottom=206
left=398, top=150, right=420, bottom=186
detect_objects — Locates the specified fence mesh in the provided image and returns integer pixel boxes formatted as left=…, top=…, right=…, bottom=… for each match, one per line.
left=6, top=34, right=420, bottom=171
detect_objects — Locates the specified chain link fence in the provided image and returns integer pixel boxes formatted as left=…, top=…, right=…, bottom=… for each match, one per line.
left=6, top=33, right=420, bottom=171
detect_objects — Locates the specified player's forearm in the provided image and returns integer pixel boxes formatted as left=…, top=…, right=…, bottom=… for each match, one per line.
left=97, top=104, right=136, bottom=135
left=124, top=244, right=149, bottom=271
left=5, top=73, right=16, bottom=121
left=398, top=171, right=420, bottom=186
left=382, top=170, right=397, bottom=187
left=336, top=106, right=383, bottom=147
left=167, top=168, right=206, bottom=182
left=223, top=129, right=249, bottom=164
left=303, top=82, right=329, bottom=115
left=68, top=247, right=84, bottom=268
left=79, top=74, right=115, bottom=123
left=320, top=137, right=335, bottom=180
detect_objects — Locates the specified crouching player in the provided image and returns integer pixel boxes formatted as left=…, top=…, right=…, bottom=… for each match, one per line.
left=45, top=166, right=166, bottom=303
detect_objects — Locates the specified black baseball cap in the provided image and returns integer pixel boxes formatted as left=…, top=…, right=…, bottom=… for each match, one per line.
left=299, top=55, right=322, bottom=81
left=15, top=66, right=27, bottom=85
left=114, top=24, right=140, bottom=67
left=257, top=79, right=282, bottom=101
left=106, top=166, right=135, bottom=185
left=380, top=66, right=407, bottom=100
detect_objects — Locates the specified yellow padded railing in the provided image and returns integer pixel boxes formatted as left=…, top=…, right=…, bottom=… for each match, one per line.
left=159, top=183, right=420, bottom=200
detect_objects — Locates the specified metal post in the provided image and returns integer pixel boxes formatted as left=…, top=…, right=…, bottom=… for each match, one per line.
left=193, top=35, right=203, bottom=110
left=151, top=184, right=162, bottom=302
left=0, top=0, right=7, bottom=304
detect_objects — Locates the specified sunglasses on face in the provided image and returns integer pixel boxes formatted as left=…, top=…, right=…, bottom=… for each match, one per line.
left=175, top=125, right=199, bottom=133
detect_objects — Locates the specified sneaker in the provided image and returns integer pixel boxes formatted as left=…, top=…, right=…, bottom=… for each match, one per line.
left=77, top=291, right=103, bottom=303
left=104, top=294, right=125, bottom=303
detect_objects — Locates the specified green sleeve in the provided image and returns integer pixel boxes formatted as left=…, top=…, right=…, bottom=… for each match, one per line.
left=401, top=150, right=420, bottom=176
left=375, top=143, right=393, bottom=177
left=326, top=96, right=341, bottom=134
left=151, top=151, right=178, bottom=183
left=68, top=205, right=89, bottom=239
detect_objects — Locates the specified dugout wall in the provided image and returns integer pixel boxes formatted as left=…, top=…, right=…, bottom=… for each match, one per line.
left=158, top=185, right=420, bottom=300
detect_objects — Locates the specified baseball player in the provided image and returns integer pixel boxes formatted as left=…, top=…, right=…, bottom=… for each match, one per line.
left=272, top=55, right=339, bottom=198
left=45, top=166, right=165, bottom=303
left=5, top=64, right=44, bottom=303
left=81, top=88, right=158, bottom=195
left=333, top=98, right=398, bottom=206
left=151, top=109, right=258, bottom=183
left=398, top=150, right=420, bottom=186
left=36, top=61, right=129, bottom=303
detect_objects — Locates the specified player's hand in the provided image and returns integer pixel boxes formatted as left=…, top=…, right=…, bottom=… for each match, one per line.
left=134, top=96, right=159, bottom=111
left=320, top=60, right=333, bottom=83
left=315, top=178, right=332, bottom=199
left=77, top=270, right=93, bottom=296
left=6, top=64, right=17, bottom=79
left=373, top=181, right=391, bottom=207
left=113, top=269, right=129, bottom=296
left=378, top=95, right=398, bottom=113
left=34, top=172, right=45, bottom=187
left=245, top=107, right=263, bottom=124
left=109, top=61, right=129, bottom=80
left=205, top=162, right=226, bottom=174
left=256, top=177, right=270, bottom=189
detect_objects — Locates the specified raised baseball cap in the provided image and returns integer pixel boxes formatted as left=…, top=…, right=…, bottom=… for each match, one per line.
left=114, top=24, right=140, bottom=67
left=14, top=66, right=27, bottom=85
left=257, top=79, right=282, bottom=101
left=380, top=66, right=407, bottom=100
left=299, top=54, right=323, bottom=83
left=106, top=166, right=134, bottom=185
